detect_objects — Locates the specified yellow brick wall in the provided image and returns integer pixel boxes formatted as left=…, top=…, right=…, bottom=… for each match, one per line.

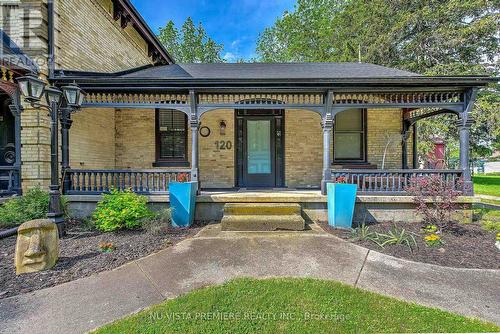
left=57, top=0, right=153, bottom=72
left=70, top=108, right=116, bottom=169
left=199, top=109, right=235, bottom=188
left=114, top=109, right=192, bottom=170
left=20, top=104, right=51, bottom=190
left=366, top=108, right=403, bottom=169
left=285, top=109, right=323, bottom=188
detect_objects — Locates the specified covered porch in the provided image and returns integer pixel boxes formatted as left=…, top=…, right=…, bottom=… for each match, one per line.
left=51, top=63, right=491, bottom=198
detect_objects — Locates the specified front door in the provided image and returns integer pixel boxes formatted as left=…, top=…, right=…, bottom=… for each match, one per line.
left=236, top=110, right=284, bottom=188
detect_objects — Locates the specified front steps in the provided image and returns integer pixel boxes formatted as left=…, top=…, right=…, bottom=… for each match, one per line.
left=221, top=203, right=305, bottom=231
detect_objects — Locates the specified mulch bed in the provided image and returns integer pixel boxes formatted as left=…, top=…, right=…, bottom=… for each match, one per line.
left=0, top=219, right=204, bottom=299
left=321, top=221, right=500, bottom=269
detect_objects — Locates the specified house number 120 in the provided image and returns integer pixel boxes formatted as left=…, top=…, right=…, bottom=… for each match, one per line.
left=215, top=140, right=232, bottom=151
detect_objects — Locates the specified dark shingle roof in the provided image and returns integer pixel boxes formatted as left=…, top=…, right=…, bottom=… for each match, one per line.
left=121, top=62, right=420, bottom=80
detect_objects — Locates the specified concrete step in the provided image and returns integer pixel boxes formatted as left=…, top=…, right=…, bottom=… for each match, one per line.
left=221, top=203, right=305, bottom=231
left=221, top=214, right=305, bottom=231
left=223, top=203, right=302, bottom=216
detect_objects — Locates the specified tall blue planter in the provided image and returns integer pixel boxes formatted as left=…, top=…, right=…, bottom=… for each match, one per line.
left=327, top=183, right=357, bottom=229
left=169, top=181, right=197, bottom=228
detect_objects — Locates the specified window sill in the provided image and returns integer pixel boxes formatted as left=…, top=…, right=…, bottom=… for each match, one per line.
left=152, top=161, right=190, bottom=168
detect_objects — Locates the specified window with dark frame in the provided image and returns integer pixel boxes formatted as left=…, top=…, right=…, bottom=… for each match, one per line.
left=333, top=108, right=367, bottom=162
left=155, top=109, right=188, bottom=166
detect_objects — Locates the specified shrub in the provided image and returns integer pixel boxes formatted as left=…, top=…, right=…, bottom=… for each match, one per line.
left=0, top=187, right=66, bottom=228
left=92, top=189, right=153, bottom=232
left=143, top=208, right=172, bottom=235
left=405, top=175, right=463, bottom=229
left=424, top=233, right=443, bottom=247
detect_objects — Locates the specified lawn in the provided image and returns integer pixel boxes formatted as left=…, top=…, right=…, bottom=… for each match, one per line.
left=94, top=278, right=499, bottom=334
left=473, top=173, right=500, bottom=197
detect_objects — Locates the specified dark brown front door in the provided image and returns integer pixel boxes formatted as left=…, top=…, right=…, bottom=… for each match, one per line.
left=236, top=110, right=284, bottom=188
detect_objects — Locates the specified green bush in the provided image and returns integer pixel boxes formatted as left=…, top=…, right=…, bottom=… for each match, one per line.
left=143, top=208, right=172, bottom=235
left=0, top=187, right=59, bottom=228
left=92, top=189, right=153, bottom=232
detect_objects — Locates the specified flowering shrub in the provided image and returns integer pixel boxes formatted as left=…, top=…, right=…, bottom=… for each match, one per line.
left=424, top=233, right=443, bottom=247
left=176, top=173, right=190, bottom=182
left=92, top=189, right=153, bottom=232
left=405, top=175, right=463, bottom=229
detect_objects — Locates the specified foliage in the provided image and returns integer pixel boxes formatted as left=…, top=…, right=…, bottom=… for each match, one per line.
left=92, top=189, right=153, bottom=232
left=405, top=175, right=463, bottom=229
left=94, top=278, right=499, bottom=333
left=370, top=226, right=417, bottom=251
left=481, top=220, right=500, bottom=232
left=142, top=208, right=172, bottom=236
left=158, top=18, right=224, bottom=63
left=473, top=174, right=500, bottom=197
left=0, top=187, right=66, bottom=228
left=99, top=242, right=115, bottom=253
left=350, top=222, right=375, bottom=241
left=496, top=232, right=500, bottom=242
left=422, top=224, right=438, bottom=234
left=176, top=173, right=190, bottom=183
left=256, top=0, right=500, bottom=160
left=424, top=233, right=443, bottom=247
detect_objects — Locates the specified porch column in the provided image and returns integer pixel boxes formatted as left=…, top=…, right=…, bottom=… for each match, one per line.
left=321, top=90, right=334, bottom=195
left=401, top=120, right=410, bottom=169
left=60, top=108, right=73, bottom=193
left=412, top=123, right=417, bottom=168
left=8, top=92, right=22, bottom=194
left=189, top=90, right=199, bottom=189
left=458, top=88, right=478, bottom=195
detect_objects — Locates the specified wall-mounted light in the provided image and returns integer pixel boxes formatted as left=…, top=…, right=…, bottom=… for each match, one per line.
left=219, top=120, right=227, bottom=135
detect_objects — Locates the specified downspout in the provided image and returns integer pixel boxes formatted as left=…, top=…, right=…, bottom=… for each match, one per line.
left=47, top=0, right=55, bottom=79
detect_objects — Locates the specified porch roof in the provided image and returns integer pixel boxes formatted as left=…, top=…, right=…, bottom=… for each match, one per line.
left=53, top=62, right=495, bottom=90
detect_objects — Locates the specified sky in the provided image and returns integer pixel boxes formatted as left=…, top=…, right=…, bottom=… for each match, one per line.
left=130, top=0, right=295, bottom=62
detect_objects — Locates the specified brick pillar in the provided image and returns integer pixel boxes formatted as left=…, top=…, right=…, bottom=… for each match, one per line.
left=20, top=103, right=52, bottom=191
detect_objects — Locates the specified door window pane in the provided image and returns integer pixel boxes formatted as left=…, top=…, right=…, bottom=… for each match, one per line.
left=247, top=120, right=271, bottom=174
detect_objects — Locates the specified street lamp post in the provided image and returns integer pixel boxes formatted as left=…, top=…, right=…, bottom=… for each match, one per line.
left=17, top=74, right=85, bottom=235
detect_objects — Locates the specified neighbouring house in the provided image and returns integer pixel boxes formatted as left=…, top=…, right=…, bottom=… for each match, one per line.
left=0, top=0, right=496, bottom=224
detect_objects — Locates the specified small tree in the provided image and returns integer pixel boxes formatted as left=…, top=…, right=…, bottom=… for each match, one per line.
left=405, top=175, right=464, bottom=230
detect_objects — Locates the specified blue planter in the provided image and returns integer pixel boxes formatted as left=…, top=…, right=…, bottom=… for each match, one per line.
left=327, top=183, right=357, bottom=229
left=169, top=181, right=197, bottom=228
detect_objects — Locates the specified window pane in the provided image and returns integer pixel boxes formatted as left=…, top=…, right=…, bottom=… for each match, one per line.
left=158, top=110, right=186, bottom=160
left=247, top=120, right=271, bottom=174
left=336, top=108, right=362, bottom=131
left=334, top=133, right=362, bottom=159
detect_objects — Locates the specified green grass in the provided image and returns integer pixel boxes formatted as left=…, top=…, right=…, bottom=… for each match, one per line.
left=473, top=174, right=500, bottom=197
left=94, top=278, right=499, bottom=334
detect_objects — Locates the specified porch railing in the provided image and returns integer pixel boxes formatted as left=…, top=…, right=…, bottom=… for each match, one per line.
left=64, top=169, right=191, bottom=195
left=330, top=169, right=463, bottom=194
left=0, top=166, right=20, bottom=197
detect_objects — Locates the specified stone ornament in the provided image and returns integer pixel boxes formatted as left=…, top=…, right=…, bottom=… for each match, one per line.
left=15, top=219, right=59, bottom=275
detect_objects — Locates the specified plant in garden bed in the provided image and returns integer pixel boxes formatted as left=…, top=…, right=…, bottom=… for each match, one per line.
left=99, top=242, right=115, bottom=253
left=424, top=233, right=444, bottom=247
left=142, top=208, right=172, bottom=236
left=405, top=175, right=464, bottom=231
left=371, top=226, right=418, bottom=251
left=351, top=222, right=375, bottom=241
left=0, top=187, right=67, bottom=228
left=92, top=189, right=153, bottom=232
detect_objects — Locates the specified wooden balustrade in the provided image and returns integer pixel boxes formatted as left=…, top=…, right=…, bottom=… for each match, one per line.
left=64, top=169, right=191, bottom=195
left=0, top=166, right=20, bottom=196
left=330, top=169, right=463, bottom=194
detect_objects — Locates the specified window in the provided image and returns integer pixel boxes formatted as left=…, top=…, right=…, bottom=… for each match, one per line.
left=155, top=109, right=188, bottom=166
left=333, top=108, right=366, bottom=162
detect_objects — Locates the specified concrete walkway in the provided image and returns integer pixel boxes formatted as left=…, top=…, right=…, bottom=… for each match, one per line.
left=1, top=224, right=499, bottom=334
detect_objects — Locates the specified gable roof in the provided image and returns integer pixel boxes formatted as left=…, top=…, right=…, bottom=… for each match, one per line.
left=114, top=0, right=174, bottom=65
left=121, top=62, right=420, bottom=80
left=0, top=29, right=38, bottom=73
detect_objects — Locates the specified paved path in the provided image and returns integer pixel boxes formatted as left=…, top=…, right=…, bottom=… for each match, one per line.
left=1, top=224, right=499, bottom=334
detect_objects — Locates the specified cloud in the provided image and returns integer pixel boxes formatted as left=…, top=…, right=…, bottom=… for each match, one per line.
left=223, top=52, right=237, bottom=62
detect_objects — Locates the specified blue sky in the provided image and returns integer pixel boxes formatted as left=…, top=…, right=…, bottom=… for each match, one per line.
left=130, top=0, right=295, bottom=62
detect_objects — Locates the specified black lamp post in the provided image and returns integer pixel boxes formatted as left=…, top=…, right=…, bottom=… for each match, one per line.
left=17, top=74, right=85, bottom=235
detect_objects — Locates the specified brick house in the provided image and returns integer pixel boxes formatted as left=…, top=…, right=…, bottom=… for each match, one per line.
left=0, top=0, right=495, bottom=224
